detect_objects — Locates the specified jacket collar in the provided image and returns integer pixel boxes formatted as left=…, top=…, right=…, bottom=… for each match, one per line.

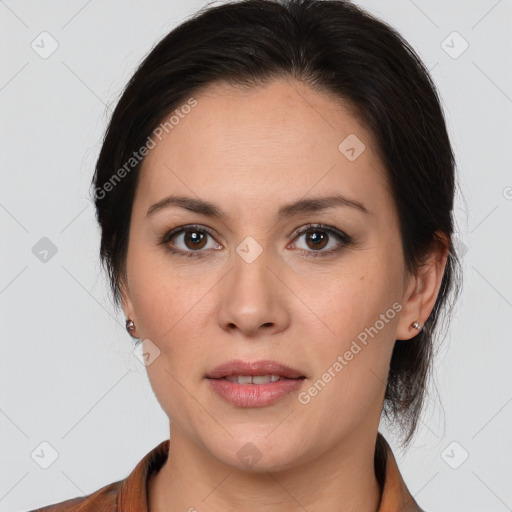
left=118, top=432, right=423, bottom=511
left=375, top=433, right=425, bottom=511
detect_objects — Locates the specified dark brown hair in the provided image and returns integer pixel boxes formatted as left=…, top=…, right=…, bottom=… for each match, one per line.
left=90, top=0, right=462, bottom=448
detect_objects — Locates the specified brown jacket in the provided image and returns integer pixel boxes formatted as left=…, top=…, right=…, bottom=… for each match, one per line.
left=29, top=433, right=425, bottom=511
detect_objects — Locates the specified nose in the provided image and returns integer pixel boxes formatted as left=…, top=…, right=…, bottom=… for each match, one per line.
left=216, top=249, right=291, bottom=338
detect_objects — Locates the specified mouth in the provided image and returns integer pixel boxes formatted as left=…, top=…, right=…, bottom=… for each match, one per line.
left=205, top=359, right=306, bottom=381
left=205, top=360, right=306, bottom=408
left=218, top=374, right=305, bottom=384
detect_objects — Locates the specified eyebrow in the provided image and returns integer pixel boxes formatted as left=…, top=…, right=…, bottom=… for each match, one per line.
left=146, top=194, right=370, bottom=220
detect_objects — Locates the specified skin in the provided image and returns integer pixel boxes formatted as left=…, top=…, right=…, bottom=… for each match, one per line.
left=119, top=78, right=448, bottom=512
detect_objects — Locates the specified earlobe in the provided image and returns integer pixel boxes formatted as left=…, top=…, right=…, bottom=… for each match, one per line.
left=396, top=273, right=423, bottom=340
left=119, top=278, right=137, bottom=335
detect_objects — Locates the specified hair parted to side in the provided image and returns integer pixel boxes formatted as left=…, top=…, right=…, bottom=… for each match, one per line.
left=90, top=0, right=462, bottom=448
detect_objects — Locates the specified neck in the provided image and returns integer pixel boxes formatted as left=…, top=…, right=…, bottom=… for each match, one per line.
left=148, top=425, right=382, bottom=512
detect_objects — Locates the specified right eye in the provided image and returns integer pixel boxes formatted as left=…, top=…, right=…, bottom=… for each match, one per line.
left=160, top=224, right=223, bottom=258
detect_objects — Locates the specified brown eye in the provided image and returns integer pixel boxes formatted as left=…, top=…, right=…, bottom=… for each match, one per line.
left=161, top=224, right=222, bottom=257
left=304, top=230, right=329, bottom=251
left=290, top=224, right=352, bottom=258
left=182, top=230, right=208, bottom=250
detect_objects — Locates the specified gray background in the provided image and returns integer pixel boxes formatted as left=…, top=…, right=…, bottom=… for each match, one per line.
left=1, top=0, right=511, bottom=511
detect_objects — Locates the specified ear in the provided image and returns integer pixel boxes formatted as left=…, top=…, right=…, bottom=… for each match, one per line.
left=396, top=232, right=450, bottom=340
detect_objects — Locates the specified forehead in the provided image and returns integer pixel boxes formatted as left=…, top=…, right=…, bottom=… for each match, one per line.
left=135, top=78, right=391, bottom=216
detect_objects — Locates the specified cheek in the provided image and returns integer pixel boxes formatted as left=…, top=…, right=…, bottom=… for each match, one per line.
left=129, top=268, right=211, bottom=424
left=127, top=244, right=199, bottom=337
left=304, top=261, right=400, bottom=342
left=299, top=262, right=401, bottom=410
left=127, top=252, right=216, bottom=379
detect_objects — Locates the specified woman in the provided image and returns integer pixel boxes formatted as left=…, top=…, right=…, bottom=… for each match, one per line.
left=31, top=0, right=461, bottom=510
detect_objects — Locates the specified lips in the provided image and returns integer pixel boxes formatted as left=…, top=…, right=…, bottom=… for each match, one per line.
left=206, top=359, right=306, bottom=407
left=205, top=359, right=305, bottom=380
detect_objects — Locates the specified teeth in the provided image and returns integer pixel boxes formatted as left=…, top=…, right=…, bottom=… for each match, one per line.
left=252, top=375, right=271, bottom=384
left=224, top=374, right=282, bottom=384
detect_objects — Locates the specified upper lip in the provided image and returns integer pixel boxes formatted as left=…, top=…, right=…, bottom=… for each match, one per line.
left=206, top=359, right=305, bottom=379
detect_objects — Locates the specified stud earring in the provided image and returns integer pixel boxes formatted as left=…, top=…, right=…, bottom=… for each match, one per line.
left=410, top=321, right=422, bottom=331
left=125, top=318, right=136, bottom=336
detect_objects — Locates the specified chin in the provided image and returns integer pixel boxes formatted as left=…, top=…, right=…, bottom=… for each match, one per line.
left=210, top=434, right=306, bottom=473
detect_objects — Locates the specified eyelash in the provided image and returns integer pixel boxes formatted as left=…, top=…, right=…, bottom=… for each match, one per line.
left=159, top=223, right=353, bottom=259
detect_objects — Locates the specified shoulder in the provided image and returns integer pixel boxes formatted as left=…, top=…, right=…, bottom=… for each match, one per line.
left=26, top=439, right=170, bottom=512
left=26, top=479, right=122, bottom=511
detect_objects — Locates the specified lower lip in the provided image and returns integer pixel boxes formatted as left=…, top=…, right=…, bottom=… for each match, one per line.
left=207, top=377, right=305, bottom=407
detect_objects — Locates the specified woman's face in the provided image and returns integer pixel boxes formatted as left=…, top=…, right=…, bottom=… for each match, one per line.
left=121, top=78, right=422, bottom=470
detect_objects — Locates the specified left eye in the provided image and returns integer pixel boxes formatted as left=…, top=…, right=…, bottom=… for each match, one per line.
left=290, top=225, right=351, bottom=256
